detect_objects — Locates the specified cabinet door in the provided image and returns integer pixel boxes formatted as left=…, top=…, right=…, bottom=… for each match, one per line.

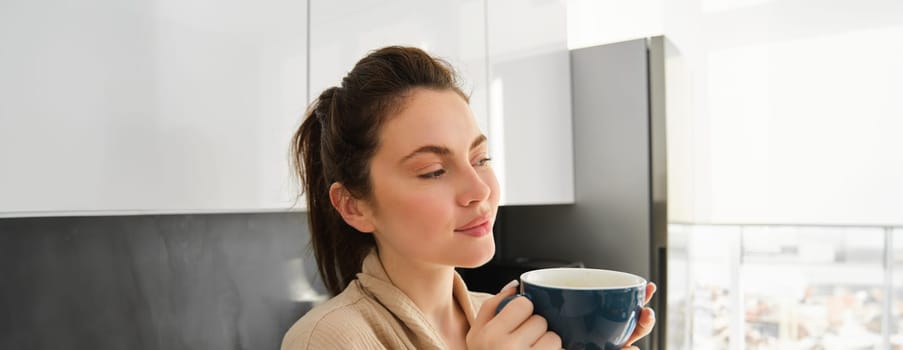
left=308, top=0, right=488, bottom=134
left=0, top=0, right=308, bottom=217
left=487, top=0, right=574, bottom=205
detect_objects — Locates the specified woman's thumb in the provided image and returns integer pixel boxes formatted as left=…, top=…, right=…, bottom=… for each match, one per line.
left=472, top=280, right=520, bottom=328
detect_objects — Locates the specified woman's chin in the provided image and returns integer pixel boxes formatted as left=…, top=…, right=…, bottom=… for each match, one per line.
left=457, top=243, right=495, bottom=268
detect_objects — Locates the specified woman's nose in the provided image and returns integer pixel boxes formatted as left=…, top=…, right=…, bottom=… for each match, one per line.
left=457, top=166, right=491, bottom=207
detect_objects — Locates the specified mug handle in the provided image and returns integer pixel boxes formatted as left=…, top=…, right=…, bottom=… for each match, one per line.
left=495, top=293, right=532, bottom=315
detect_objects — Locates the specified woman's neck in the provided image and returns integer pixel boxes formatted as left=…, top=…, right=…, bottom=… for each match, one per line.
left=378, top=247, right=457, bottom=320
left=376, top=246, right=469, bottom=348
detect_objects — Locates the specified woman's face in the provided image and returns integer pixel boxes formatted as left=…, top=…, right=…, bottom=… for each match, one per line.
left=362, top=88, right=499, bottom=269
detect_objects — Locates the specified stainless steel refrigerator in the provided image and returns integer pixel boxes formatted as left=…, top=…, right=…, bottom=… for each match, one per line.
left=477, top=36, right=668, bottom=350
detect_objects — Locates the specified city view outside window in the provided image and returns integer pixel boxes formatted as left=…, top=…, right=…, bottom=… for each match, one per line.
left=668, top=225, right=902, bottom=349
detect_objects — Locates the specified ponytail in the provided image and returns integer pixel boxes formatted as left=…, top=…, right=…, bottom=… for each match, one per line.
left=292, top=87, right=375, bottom=296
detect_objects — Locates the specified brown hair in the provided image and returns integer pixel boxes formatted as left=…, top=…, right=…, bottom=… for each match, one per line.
left=291, top=46, right=467, bottom=296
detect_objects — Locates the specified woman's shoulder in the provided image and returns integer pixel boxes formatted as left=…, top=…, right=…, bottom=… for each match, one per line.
left=281, top=283, right=381, bottom=350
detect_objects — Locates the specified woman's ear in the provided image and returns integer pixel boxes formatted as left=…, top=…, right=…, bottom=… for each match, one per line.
left=329, top=182, right=376, bottom=233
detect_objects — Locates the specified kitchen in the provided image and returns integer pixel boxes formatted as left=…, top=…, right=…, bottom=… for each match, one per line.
left=1, top=0, right=901, bottom=349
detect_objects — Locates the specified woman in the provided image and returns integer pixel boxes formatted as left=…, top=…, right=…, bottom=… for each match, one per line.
left=282, top=46, right=656, bottom=350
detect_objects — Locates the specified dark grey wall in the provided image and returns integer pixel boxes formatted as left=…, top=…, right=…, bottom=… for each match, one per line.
left=0, top=212, right=323, bottom=350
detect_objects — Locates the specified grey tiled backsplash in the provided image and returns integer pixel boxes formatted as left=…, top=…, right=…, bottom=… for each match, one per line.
left=0, top=212, right=323, bottom=350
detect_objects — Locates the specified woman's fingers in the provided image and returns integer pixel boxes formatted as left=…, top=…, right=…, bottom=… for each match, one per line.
left=488, top=296, right=534, bottom=334
left=644, top=282, right=657, bottom=305
left=468, top=280, right=561, bottom=350
left=621, top=282, right=658, bottom=348
left=622, top=307, right=655, bottom=348
left=530, top=330, right=562, bottom=350
left=472, top=280, right=519, bottom=330
left=510, top=314, right=548, bottom=347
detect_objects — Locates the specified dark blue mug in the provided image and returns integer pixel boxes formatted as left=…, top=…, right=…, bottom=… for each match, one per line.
left=497, top=268, right=646, bottom=350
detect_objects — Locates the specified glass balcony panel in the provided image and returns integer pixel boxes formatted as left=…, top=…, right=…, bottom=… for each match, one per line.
left=741, top=226, right=885, bottom=349
left=891, top=228, right=903, bottom=349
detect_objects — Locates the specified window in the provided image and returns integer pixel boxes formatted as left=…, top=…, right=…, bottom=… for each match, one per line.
left=669, top=225, right=901, bottom=349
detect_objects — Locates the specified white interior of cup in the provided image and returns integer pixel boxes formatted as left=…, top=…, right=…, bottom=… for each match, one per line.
left=521, top=268, right=646, bottom=290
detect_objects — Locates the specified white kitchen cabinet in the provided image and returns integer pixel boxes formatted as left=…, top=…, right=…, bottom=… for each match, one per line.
left=0, top=0, right=308, bottom=217
left=309, top=0, right=574, bottom=205
left=0, top=0, right=574, bottom=218
left=308, top=0, right=489, bottom=133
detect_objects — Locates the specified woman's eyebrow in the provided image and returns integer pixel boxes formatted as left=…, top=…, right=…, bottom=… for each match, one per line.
left=399, top=134, right=488, bottom=164
left=400, top=145, right=451, bottom=164
left=471, top=134, right=487, bottom=150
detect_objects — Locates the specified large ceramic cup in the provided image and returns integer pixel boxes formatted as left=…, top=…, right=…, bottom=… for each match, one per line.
left=500, top=268, right=647, bottom=350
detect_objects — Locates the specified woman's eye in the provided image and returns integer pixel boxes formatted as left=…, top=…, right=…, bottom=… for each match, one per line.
left=418, top=169, right=446, bottom=179
left=475, top=157, right=492, bottom=167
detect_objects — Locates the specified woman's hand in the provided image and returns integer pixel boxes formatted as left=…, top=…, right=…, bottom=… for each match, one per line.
left=621, top=282, right=657, bottom=350
left=467, top=281, right=562, bottom=350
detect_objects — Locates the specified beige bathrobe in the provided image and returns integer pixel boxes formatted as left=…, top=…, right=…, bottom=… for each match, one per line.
left=281, top=251, right=492, bottom=349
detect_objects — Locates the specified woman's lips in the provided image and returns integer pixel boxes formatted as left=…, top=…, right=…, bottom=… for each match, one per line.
left=455, top=219, right=491, bottom=237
